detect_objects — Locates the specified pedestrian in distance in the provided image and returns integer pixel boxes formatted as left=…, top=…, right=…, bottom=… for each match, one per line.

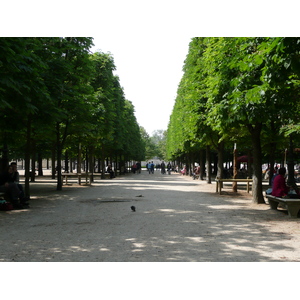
left=161, top=161, right=166, bottom=174
left=167, top=162, right=172, bottom=175
left=147, top=162, right=151, bottom=174
left=150, top=161, right=155, bottom=174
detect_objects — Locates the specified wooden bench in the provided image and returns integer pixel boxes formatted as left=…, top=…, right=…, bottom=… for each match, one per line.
left=215, top=178, right=253, bottom=194
left=265, top=195, right=300, bottom=218
left=62, top=173, right=92, bottom=185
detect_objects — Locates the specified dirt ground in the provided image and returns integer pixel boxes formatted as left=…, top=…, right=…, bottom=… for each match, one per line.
left=1, top=170, right=300, bottom=262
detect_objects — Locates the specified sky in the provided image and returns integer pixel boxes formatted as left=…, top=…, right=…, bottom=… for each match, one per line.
left=90, top=35, right=191, bottom=135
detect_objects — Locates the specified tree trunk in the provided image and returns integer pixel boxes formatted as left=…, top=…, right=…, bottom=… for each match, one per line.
left=200, top=149, right=205, bottom=180
left=89, top=146, right=94, bottom=182
left=206, top=145, right=211, bottom=184
left=98, top=158, right=101, bottom=173
left=56, top=124, right=63, bottom=191
left=213, top=152, right=218, bottom=175
left=268, top=142, right=276, bottom=186
left=287, top=134, right=296, bottom=189
left=188, top=152, right=192, bottom=176
left=233, top=145, right=237, bottom=192
left=77, top=143, right=82, bottom=185
left=248, top=123, right=265, bottom=204
left=101, top=146, right=105, bottom=179
left=85, top=147, right=88, bottom=173
left=38, top=152, right=43, bottom=176
left=216, top=141, right=224, bottom=179
left=65, top=150, right=69, bottom=173
left=24, top=117, right=31, bottom=198
left=268, top=120, right=277, bottom=185
left=51, top=146, right=56, bottom=179
left=30, top=141, right=36, bottom=182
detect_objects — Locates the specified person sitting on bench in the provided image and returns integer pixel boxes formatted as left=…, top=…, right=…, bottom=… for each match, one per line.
left=181, top=165, right=187, bottom=175
left=9, top=162, right=29, bottom=206
left=0, top=165, right=24, bottom=209
left=272, top=167, right=289, bottom=198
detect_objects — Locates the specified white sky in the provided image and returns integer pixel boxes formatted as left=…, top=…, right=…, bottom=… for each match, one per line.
left=90, top=35, right=191, bottom=135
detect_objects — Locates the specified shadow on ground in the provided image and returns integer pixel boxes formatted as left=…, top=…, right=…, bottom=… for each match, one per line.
left=0, top=172, right=298, bottom=262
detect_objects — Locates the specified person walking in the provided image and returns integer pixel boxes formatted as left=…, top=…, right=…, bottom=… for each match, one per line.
left=161, top=161, right=166, bottom=174
left=150, top=161, right=155, bottom=174
left=147, top=162, right=152, bottom=174
left=167, top=162, right=172, bottom=175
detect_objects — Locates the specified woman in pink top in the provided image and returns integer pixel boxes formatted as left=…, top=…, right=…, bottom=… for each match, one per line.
left=272, top=167, right=289, bottom=197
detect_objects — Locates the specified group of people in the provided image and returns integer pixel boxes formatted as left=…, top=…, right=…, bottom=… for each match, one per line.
left=146, top=161, right=155, bottom=174
left=160, top=161, right=172, bottom=175
left=131, top=162, right=141, bottom=174
left=0, top=162, right=29, bottom=209
left=180, top=164, right=201, bottom=179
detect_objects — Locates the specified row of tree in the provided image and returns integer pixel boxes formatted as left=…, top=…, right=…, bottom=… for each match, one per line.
left=0, top=37, right=146, bottom=195
left=166, top=37, right=300, bottom=204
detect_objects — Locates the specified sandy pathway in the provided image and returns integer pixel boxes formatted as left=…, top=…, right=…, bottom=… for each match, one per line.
left=1, top=170, right=300, bottom=262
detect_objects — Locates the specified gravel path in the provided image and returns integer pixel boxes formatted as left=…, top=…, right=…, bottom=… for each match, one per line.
left=1, top=170, right=300, bottom=262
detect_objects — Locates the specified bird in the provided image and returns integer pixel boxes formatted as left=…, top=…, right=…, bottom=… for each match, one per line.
left=136, top=195, right=143, bottom=197
left=131, top=206, right=136, bottom=212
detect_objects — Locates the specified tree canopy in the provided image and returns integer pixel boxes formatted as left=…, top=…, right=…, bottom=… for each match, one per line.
left=0, top=37, right=145, bottom=193
left=167, top=37, right=300, bottom=203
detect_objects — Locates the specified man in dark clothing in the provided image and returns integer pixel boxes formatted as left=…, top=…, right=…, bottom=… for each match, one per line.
left=106, top=164, right=115, bottom=179
left=0, top=165, right=24, bottom=209
left=9, top=162, right=29, bottom=206
left=150, top=161, right=155, bottom=174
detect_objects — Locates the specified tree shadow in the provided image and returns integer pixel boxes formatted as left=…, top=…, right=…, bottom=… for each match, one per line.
left=0, top=172, right=298, bottom=262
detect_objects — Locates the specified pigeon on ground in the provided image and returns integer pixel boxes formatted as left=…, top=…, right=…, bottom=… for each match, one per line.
left=131, top=206, right=136, bottom=212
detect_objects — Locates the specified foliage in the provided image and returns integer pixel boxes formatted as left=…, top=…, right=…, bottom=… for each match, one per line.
left=167, top=37, right=300, bottom=203
left=0, top=38, right=145, bottom=191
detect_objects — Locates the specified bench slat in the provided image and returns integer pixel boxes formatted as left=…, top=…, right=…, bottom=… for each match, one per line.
left=215, top=178, right=252, bottom=194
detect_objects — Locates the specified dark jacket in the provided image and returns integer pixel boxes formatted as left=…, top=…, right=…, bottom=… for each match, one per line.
left=0, top=171, right=10, bottom=186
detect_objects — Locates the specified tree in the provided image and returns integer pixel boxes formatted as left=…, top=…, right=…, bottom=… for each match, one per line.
left=167, top=37, right=300, bottom=204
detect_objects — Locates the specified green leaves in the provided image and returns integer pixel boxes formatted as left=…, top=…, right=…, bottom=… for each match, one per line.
left=0, top=38, right=145, bottom=167
left=167, top=37, right=300, bottom=162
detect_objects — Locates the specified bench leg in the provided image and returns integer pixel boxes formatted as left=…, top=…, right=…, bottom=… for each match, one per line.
left=247, top=182, right=251, bottom=193
left=286, top=204, right=300, bottom=218
left=268, top=199, right=279, bottom=210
